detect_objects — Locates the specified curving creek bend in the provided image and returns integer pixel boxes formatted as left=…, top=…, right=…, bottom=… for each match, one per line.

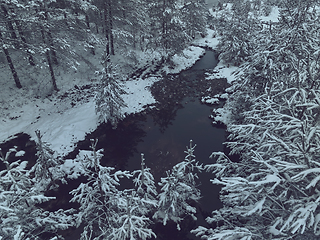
left=1, top=50, right=231, bottom=239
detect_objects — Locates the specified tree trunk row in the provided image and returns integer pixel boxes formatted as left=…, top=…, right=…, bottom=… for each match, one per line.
left=0, top=30, right=22, bottom=88
left=104, top=0, right=115, bottom=56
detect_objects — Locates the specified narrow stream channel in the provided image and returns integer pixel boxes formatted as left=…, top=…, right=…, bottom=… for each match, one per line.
left=0, top=50, right=227, bottom=239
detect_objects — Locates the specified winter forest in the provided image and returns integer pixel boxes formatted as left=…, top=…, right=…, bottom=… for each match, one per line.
left=1, top=0, right=320, bottom=239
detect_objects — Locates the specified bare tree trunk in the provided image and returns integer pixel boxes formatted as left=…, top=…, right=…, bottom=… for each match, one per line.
left=42, top=3, right=58, bottom=65
left=161, top=0, right=168, bottom=51
left=104, top=0, right=114, bottom=55
left=85, top=14, right=90, bottom=29
left=1, top=4, right=18, bottom=44
left=96, top=22, right=99, bottom=33
left=46, top=30, right=58, bottom=65
left=107, top=0, right=115, bottom=55
left=15, top=20, right=35, bottom=66
left=3, top=4, right=35, bottom=66
left=46, top=50, right=58, bottom=91
left=40, top=25, right=59, bottom=91
left=104, top=8, right=110, bottom=56
left=0, top=30, right=22, bottom=88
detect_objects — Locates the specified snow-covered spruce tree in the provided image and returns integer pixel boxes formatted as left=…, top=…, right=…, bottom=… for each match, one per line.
left=153, top=140, right=202, bottom=229
left=0, top=147, right=74, bottom=239
left=214, top=0, right=262, bottom=66
left=146, top=0, right=207, bottom=60
left=95, top=54, right=127, bottom=128
left=29, top=130, right=62, bottom=191
left=70, top=139, right=133, bottom=239
left=194, top=82, right=320, bottom=239
left=214, top=0, right=320, bottom=124
left=108, top=189, right=157, bottom=240
left=193, top=1, right=320, bottom=239
left=180, top=0, right=207, bottom=40
left=133, top=153, right=158, bottom=200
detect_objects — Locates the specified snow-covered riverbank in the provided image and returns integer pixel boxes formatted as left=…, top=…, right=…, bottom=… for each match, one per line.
left=0, top=24, right=243, bottom=156
left=0, top=40, right=214, bottom=156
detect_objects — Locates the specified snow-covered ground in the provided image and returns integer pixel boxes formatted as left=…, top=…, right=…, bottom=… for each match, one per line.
left=0, top=40, right=208, bottom=156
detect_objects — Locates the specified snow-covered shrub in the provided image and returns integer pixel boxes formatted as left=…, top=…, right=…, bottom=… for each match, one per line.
left=70, top=140, right=157, bottom=240
left=106, top=153, right=158, bottom=240
left=133, top=153, right=158, bottom=201
left=153, top=140, right=202, bottom=229
left=0, top=148, right=74, bottom=239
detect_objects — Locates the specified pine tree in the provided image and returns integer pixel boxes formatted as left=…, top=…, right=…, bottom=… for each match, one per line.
left=215, top=0, right=261, bottom=66
left=29, top=130, right=62, bottom=191
left=95, top=54, right=127, bottom=128
left=70, top=139, right=132, bottom=239
left=146, top=0, right=207, bottom=60
left=133, top=153, right=158, bottom=201
left=108, top=189, right=157, bottom=240
left=180, top=0, right=207, bottom=39
left=153, top=140, right=202, bottom=229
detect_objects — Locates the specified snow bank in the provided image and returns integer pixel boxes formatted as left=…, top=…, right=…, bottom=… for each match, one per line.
left=0, top=99, right=99, bottom=155
left=201, top=96, right=219, bottom=105
left=0, top=77, right=160, bottom=156
left=205, top=62, right=239, bottom=84
left=211, top=107, right=232, bottom=125
left=121, top=77, right=160, bottom=114
left=162, top=46, right=205, bottom=74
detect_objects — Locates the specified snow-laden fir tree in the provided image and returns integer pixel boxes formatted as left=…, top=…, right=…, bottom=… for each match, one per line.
left=70, top=139, right=133, bottom=239
left=146, top=0, right=207, bottom=60
left=132, top=153, right=158, bottom=200
left=0, top=147, right=74, bottom=239
left=96, top=54, right=127, bottom=128
left=180, top=0, right=207, bottom=40
left=153, top=140, right=202, bottom=230
left=29, top=130, right=63, bottom=191
left=108, top=153, right=158, bottom=240
left=193, top=1, right=320, bottom=239
left=214, top=0, right=262, bottom=66
left=108, top=189, right=157, bottom=240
